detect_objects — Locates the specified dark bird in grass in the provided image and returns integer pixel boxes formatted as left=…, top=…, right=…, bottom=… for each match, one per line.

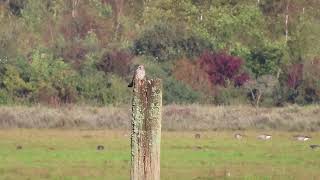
left=293, top=135, right=311, bottom=141
left=194, top=133, right=201, bottom=139
left=16, top=145, right=22, bottom=150
left=97, top=145, right=105, bottom=151
left=310, top=145, right=320, bottom=150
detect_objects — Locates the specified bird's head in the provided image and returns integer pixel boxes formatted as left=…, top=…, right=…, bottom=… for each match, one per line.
left=137, top=65, right=144, bottom=70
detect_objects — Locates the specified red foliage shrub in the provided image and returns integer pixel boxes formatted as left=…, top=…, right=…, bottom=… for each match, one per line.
left=199, top=51, right=249, bottom=87
left=287, top=63, right=303, bottom=89
left=234, top=73, right=250, bottom=87
left=173, top=59, right=215, bottom=95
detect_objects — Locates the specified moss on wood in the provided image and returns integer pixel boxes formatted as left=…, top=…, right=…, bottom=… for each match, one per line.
left=131, top=78, right=162, bottom=180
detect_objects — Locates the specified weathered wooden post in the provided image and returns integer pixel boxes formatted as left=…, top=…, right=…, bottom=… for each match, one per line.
left=131, top=77, right=162, bottom=180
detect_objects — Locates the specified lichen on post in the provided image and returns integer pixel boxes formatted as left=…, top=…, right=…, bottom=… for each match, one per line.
left=131, top=77, right=162, bottom=180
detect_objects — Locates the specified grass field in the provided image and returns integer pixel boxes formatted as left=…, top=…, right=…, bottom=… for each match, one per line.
left=0, top=130, right=319, bottom=180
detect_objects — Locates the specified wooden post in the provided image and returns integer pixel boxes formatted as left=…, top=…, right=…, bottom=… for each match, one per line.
left=131, top=78, right=162, bottom=180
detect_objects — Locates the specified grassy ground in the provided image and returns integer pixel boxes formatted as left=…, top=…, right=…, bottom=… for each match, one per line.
left=0, top=130, right=319, bottom=180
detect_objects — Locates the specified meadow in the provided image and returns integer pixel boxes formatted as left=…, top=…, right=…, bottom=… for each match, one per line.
left=0, top=105, right=320, bottom=131
left=0, top=129, right=319, bottom=180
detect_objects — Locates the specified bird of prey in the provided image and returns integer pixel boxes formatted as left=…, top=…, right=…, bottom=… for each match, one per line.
left=128, top=65, right=146, bottom=87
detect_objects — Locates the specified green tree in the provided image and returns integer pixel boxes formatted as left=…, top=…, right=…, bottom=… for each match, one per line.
left=2, top=65, right=33, bottom=98
left=164, top=77, right=202, bottom=104
left=29, top=49, right=78, bottom=103
left=247, top=42, right=284, bottom=78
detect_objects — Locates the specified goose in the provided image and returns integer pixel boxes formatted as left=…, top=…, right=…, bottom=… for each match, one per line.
left=194, top=133, right=201, bottom=139
left=293, top=135, right=311, bottom=141
left=234, top=133, right=245, bottom=140
left=16, top=145, right=22, bottom=150
left=257, top=134, right=272, bottom=140
left=310, top=145, right=320, bottom=150
left=97, top=145, right=105, bottom=151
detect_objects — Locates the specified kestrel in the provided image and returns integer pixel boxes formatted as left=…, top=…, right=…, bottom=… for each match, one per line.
left=128, top=65, right=146, bottom=87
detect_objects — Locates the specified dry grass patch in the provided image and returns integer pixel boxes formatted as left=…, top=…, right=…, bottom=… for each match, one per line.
left=0, top=105, right=319, bottom=131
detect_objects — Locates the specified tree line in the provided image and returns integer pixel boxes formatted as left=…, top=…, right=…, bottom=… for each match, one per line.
left=0, top=0, right=319, bottom=106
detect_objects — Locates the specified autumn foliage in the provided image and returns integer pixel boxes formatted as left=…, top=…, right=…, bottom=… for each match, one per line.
left=0, top=0, right=319, bottom=106
left=199, top=51, right=249, bottom=87
left=287, top=64, right=303, bottom=89
left=96, top=50, right=133, bottom=77
left=173, top=59, right=214, bottom=94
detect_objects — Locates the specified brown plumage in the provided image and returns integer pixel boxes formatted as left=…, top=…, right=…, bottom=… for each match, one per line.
left=128, top=65, right=146, bottom=87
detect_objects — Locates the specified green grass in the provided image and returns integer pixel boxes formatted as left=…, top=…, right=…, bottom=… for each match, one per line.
left=0, top=130, right=319, bottom=180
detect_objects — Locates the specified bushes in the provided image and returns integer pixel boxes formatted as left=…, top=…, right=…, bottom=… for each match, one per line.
left=2, top=65, right=33, bottom=98
left=133, top=22, right=212, bottom=62
left=295, top=59, right=320, bottom=104
left=213, top=86, right=247, bottom=105
left=199, top=51, right=249, bottom=87
left=0, top=57, right=34, bottom=103
left=103, top=75, right=131, bottom=105
left=129, top=55, right=205, bottom=104
left=163, top=77, right=202, bottom=104
left=0, top=48, right=134, bottom=106
left=279, top=59, right=320, bottom=105
left=1, top=46, right=318, bottom=106
left=0, top=90, right=11, bottom=105
left=77, top=70, right=130, bottom=105
left=70, top=51, right=131, bottom=105
left=0, top=49, right=120, bottom=105
left=244, top=75, right=279, bottom=106
left=173, top=59, right=213, bottom=94
left=96, top=49, right=133, bottom=78
left=246, top=44, right=284, bottom=78
left=28, top=49, right=78, bottom=104
left=0, top=0, right=320, bottom=107
left=287, top=63, right=303, bottom=89
left=302, top=59, right=320, bottom=103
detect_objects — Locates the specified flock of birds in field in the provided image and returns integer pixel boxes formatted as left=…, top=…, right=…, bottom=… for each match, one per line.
left=15, top=144, right=107, bottom=151
left=14, top=133, right=319, bottom=151
left=194, top=133, right=320, bottom=150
